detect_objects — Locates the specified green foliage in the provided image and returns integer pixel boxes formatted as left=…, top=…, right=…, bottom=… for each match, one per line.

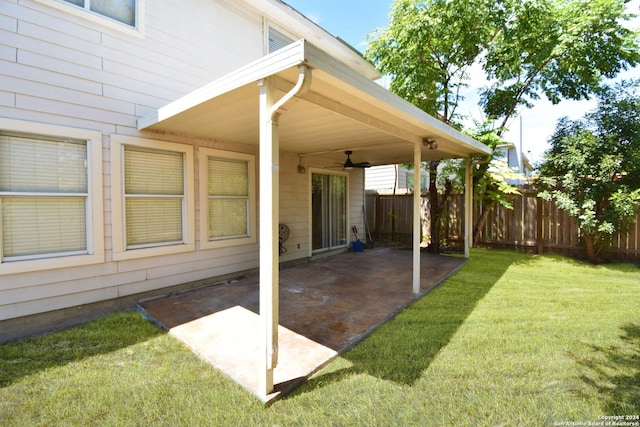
left=366, top=0, right=638, bottom=251
left=367, top=0, right=639, bottom=131
left=482, top=0, right=640, bottom=128
left=435, top=123, right=524, bottom=208
left=538, top=81, right=640, bottom=261
left=366, top=0, right=500, bottom=122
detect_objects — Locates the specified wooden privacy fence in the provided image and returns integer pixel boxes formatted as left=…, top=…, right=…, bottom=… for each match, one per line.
left=365, top=191, right=640, bottom=260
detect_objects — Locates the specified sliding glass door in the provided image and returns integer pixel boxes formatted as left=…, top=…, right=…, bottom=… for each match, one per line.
left=312, top=172, right=347, bottom=252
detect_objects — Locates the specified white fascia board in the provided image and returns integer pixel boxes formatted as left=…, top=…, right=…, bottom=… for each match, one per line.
left=138, top=40, right=307, bottom=130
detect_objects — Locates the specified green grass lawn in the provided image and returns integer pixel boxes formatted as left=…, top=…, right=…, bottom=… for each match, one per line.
left=1, top=249, right=639, bottom=426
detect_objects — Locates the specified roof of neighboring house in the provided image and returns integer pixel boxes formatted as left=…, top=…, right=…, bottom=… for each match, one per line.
left=139, top=40, right=490, bottom=166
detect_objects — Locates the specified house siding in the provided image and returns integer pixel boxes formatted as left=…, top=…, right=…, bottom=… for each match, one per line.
left=349, top=168, right=366, bottom=243
left=365, top=164, right=428, bottom=194
left=0, top=0, right=367, bottom=325
left=365, top=165, right=397, bottom=193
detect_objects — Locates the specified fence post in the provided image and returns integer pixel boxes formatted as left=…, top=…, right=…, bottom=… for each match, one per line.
left=536, top=198, right=544, bottom=254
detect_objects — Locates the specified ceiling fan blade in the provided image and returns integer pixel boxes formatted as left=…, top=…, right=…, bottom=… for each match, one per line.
left=354, top=163, right=371, bottom=168
left=343, top=150, right=371, bottom=169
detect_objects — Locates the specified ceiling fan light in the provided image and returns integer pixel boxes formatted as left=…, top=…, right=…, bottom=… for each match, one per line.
left=343, top=150, right=355, bottom=169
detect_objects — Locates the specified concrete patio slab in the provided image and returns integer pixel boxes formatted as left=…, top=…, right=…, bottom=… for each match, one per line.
left=138, top=247, right=466, bottom=404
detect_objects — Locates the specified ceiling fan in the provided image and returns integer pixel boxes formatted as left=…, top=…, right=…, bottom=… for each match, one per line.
left=342, top=150, right=371, bottom=169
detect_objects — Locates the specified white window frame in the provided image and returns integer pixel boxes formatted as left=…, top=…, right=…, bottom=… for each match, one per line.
left=199, top=148, right=256, bottom=250
left=35, top=0, right=146, bottom=39
left=111, top=135, right=194, bottom=261
left=0, top=118, right=104, bottom=275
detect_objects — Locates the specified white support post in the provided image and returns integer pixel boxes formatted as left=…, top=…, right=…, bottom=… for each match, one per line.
left=412, top=142, right=421, bottom=294
left=464, top=158, right=473, bottom=258
left=256, top=66, right=311, bottom=398
left=258, top=77, right=279, bottom=396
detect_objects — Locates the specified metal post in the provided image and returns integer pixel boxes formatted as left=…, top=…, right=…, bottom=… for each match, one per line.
left=413, top=142, right=421, bottom=293
left=258, top=77, right=279, bottom=396
left=464, top=158, right=473, bottom=258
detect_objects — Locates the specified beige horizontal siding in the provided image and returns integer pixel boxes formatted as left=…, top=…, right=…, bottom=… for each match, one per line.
left=0, top=0, right=368, bottom=325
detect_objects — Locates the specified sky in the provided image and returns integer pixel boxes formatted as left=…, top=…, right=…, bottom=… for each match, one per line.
left=284, top=0, right=640, bottom=165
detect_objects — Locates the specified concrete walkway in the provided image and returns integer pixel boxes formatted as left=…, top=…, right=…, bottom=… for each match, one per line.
left=138, top=247, right=466, bottom=404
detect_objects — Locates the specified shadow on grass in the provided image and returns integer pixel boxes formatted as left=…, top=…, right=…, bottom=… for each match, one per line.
left=0, top=311, right=164, bottom=388
left=292, top=250, right=530, bottom=395
left=578, top=323, right=640, bottom=414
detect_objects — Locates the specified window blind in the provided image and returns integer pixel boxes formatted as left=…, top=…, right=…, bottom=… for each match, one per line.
left=0, top=134, right=88, bottom=260
left=269, top=27, right=294, bottom=53
left=208, top=157, right=249, bottom=239
left=2, top=197, right=86, bottom=258
left=0, top=135, right=87, bottom=193
left=208, top=158, right=248, bottom=196
left=124, top=146, right=184, bottom=248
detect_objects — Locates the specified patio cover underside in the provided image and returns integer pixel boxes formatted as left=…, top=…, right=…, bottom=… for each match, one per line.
left=138, top=39, right=490, bottom=166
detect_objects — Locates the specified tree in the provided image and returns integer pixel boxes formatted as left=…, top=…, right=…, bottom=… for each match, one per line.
left=482, top=0, right=640, bottom=131
left=538, top=81, right=640, bottom=263
left=367, top=0, right=639, bottom=253
left=366, top=0, right=501, bottom=252
left=475, top=0, right=640, bottom=244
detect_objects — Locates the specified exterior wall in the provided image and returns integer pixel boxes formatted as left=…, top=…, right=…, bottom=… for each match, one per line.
left=365, top=164, right=428, bottom=194
left=495, top=144, right=534, bottom=184
left=1, top=0, right=264, bottom=130
left=278, top=150, right=310, bottom=262
left=348, top=168, right=366, bottom=243
left=365, top=165, right=397, bottom=193
left=0, top=0, right=366, bottom=324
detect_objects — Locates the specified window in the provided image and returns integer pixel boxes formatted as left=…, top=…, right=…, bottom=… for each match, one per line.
left=35, top=0, right=144, bottom=36
left=111, top=136, right=194, bottom=260
left=0, top=118, right=104, bottom=274
left=199, top=149, right=255, bottom=249
left=268, top=26, right=295, bottom=54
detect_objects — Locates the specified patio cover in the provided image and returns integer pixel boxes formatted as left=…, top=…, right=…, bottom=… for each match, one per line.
left=138, top=39, right=491, bottom=399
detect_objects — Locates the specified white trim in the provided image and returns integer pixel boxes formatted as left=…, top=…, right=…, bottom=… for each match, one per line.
left=412, top=142, right=421, bottom=293
left=464, top=158, right=473, bottom=258
left=33, top=0, right=146, bottom=39
left=198, top=148, right=256, bottom=250
left=0, top=118, right=104, bottom=275
left=110, top=135, right=195, bottom=261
